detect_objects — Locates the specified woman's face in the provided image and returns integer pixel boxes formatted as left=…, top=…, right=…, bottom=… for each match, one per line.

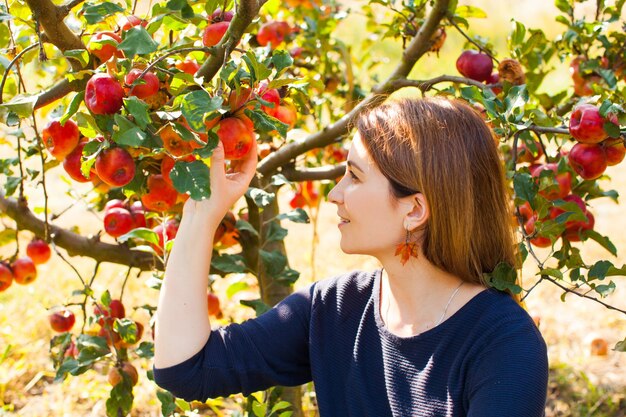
left=328, top=132, right=409, bottom=258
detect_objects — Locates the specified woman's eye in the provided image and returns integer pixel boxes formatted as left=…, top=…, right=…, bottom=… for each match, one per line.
left=349, top=170, right=359, bottom=181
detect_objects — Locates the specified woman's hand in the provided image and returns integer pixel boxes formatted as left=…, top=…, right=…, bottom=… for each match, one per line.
left=183, top=139, right=258, bottom=221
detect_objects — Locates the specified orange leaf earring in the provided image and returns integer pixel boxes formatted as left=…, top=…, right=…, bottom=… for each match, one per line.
left=395, top=228, right=418, bottom=265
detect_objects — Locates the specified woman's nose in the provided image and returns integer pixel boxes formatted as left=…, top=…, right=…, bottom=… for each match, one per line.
left=327, top=177, right=344, bottom=205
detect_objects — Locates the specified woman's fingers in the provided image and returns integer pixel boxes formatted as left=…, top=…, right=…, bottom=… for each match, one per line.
left=209, top=140, right=226, bottom=184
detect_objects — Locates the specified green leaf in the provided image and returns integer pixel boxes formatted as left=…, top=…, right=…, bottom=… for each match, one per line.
left=270, top=173, right=290, bottom=187
left=554, top=0, right=573, bottom=14
left=614, top=338, right=626, bottom=352
left=135, top=341, right=154, bottom=359
left=603, top=121, right=620, bottom=138
left=55, top=358, right=90, bottom=381
left=82, top=2, right=124, bottom=24
left=170, top=160, right=210, bottom=200
left=0, top=94, right=37, bottom=117
left=485, top=262, right=522, bottom=294
left=588, top=260, right=612, bottom=281
left=539, top=268, right=563, bottom=280
left=112, top=114, right=148, bottom=146
left=265, top=222, right=288, bottom=243
left=595, top=281, right=616, bottom=297
left=4, top=176, right=20, bottom=196
left=157, top=390, right=177, bottom=417
left=114, top=318, right=138, bottom=344
left=101, top=290, right=111, bottom=307
left=180, top=90, right=223, bottom=132
left=63, top=50, right=90, bottom=68
left=0, top=228, right=16, bottom=247
left=245, top=109, right=288, bottom=137
left=124, top=97, right=151, bottom=129
left=118, top=27, right=158, bottom=58
left=259, top=249, right=287, bottom=276
left=276, top=208, right=310, bottom=224
left=242, top=50, right=272, bottom=82
left=271, top=50, right=294, bottom=73
left=235, top=219, right=259, bottom=238
left=212, top=253, right=247, bottom=273
left=76, top=334, right=110, bottom=366
left=60, top=92, right=85, bottom=125
left=585, top=230, right=617, bottom=256
left=510, top=20, right=526, bottom=47
left=246, top=187, right=275, bottom=207
left=513, top=173, right=537, bottom=207
left=106, top=378, right=134, bottom=417
left=226, top=281, right=249, bottom=299
left=240, top=299, right=271, bottom=316
left=454, top=5, right=487, bottom=18
left=117, top=227, right=157, bottom=247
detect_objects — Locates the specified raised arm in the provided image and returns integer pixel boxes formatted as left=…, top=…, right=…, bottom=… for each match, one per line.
left=154, top=140, right=258, bottom=369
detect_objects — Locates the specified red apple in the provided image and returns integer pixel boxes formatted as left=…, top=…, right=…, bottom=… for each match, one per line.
left=120, top=15, right=148, bottom=31
left=42, top=119, right=80, bottom=160
left=0, top=262, right=13, bottom=292
left=152, top=219, right=179, bottom=252
left=456, top=50, right=493, bottom=82
left=568, top=142, right=608, bottom=180
left=485, top=72, right=502, bottom=95
left=274, top=104, right=297, bottom=129
left=569, top=104, right=619, bottom=144
left=26, top=238, right=51, bottom=265
left=516, top=140, right=543, bottom=163
left=563, top=211, right=595, bottom=242
left=175, top=59, right=200, bottom=75
left=141, top=174, right=178, bottom=212
left=124, top=69, right=160, bottom=99
left=258, top=84, right=280, bottom=117
left=49, top=308, right=76, bottom=333
left=104, top=199, right=126, bottom=213
left=602, top=138, right=626, bottom=166
left=549, top=194, right=587, bottom=229
left=210, top=9, right=234, bottom=22
left=203, top=21, right=230, bottom=47
left=63, top=140, right=91, bottom=182
left=531, top=163, right=572, bottom=200
left=85, top=73, right=125, bottom=115
left=257, top=21, right=292, bottom=48
left=95, top=147, right=136, bottom=187
left=108, top=362, right=138, bottom=387
left=104, top=207, right=134, bottom=238
left=216, top=117, right=255, bottom=160
left=94, top=299, right=126, bottom=326
left=524, top=215, right=553, bottom=248
left=87, top=31, right=123, bottom=62
left=11, top=257, right=37, bottom=285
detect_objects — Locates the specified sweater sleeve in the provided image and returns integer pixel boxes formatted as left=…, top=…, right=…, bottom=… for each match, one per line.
left=153, top=284, right=314, bottom=401
left=465, top=317, right=549, bottom=417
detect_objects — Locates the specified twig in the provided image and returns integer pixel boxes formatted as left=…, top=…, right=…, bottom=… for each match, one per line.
left=119, top=266, right=133, bottom=301
left=542, top=274, right=626, bottom=315
left=0, top=43, right=38, bottom=104
left=446, top=13, right=499, bottom=64
left=31, top=114, right=50, bottom=242
left=389, top=75, right=488, bottom=92
left=130, top=47, right=215, bottom=87
left=280, top=164, right=345, bottom=182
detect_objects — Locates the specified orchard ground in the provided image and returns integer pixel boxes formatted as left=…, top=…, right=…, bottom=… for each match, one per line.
left=1, top=156, right=625, bottom=416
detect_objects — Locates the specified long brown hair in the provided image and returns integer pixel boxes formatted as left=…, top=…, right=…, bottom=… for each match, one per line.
left=356, top=96, right=518, bottom=288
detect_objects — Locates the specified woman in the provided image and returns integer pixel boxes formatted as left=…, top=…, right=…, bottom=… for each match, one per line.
left=153, top=97, right=549, bottom=416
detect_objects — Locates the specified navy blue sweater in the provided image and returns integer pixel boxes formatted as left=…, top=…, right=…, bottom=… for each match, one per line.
left=154, top=269, right=549, bottom=416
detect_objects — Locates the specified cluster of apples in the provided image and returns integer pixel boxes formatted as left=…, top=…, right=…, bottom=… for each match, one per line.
left=567, top=104, right=624, bottom=180
left=456, top=50, right=525, bottom=92
left=0, top=238, right=51, bottom=292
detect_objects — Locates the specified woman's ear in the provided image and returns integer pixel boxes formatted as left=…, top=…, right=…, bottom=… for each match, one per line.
left=403, top=193, right=429, bottom=232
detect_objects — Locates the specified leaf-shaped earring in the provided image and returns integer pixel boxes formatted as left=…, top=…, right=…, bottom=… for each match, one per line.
left=395, top=228, right=418, bottom=265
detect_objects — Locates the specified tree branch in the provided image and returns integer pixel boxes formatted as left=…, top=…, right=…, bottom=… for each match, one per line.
left=23, top=0, right=86, bottom=70
left=59, top=0, right=86, bottom=17
left=34, top=78, right=85, bottom=110
left=388, top=75, right=490, bottom=92
left=280, top=164, right=346, bottom=182
left=257, top=0, right=451, bottom=176
left=0, top=191, right=162, bottom=271
left=196, top=0, right=268, bottom=82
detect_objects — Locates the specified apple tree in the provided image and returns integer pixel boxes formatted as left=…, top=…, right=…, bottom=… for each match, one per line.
left=0, top=0, right=625, bottom=415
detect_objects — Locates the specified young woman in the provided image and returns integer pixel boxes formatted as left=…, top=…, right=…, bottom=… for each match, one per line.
left=153, top=97, right=549, bottom=416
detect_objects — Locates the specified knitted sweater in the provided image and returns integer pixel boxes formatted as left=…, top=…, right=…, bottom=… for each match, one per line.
left=154, top=269, right=549, bottom=416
